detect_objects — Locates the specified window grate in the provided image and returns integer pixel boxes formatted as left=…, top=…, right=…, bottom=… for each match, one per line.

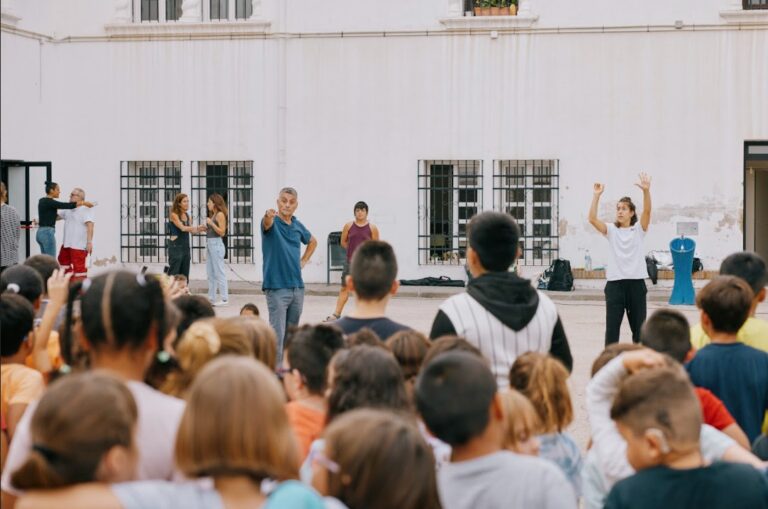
left=190, top=161, right=254, bottom=264
left=210, top=0, right=228, bottom=20
left=235, top=0, right=253, bottom=19
left=744, top=0, right=768, bottom=10
left=141, top=0, right=159, bottom=21
left=120, top=161, right=182, bottom=263
left=493, top=160, right=560, bottom=266
left=418, top=160, right=483, bottom=265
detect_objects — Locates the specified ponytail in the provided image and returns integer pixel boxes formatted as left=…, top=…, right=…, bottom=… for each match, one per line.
left=10, top=448, right=67, bottom=490
left=509, top=352, right=573, bottom=433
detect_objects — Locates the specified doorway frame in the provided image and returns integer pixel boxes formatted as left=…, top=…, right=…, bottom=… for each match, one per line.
left=0, top=160, right=53, bottom=259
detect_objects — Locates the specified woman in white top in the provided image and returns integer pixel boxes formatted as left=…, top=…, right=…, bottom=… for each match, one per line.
left=588, top=173, right=651, bottom=345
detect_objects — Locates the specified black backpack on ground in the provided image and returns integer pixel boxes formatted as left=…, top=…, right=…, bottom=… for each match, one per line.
left=543, top=259, right=574, bottom=292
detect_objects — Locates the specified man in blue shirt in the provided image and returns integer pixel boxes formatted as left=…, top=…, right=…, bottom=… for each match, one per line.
left=262, top=187, right=317, bottom=362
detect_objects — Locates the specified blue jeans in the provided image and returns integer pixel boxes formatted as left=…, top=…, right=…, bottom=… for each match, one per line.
left=36, top=227, right=56, bottom=257
left=206, top=238, right=228, bottom=302
left=265, top=287, right=304, bottom=363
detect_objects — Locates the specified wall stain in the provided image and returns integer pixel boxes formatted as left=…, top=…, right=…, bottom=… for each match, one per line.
left=559, top=219, right=568, bottom=236
left=92, top=256, right=117, bottom=267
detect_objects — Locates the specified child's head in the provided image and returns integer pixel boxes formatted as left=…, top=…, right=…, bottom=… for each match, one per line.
left=11, top=372, right=138, bottom=489
left=317, top=409, right=440, bottom=509
left=416, top=351, right=499, bottom=447
left=610, top=365, right=701, bottom=470
left=175, top=356, right=299, bottom=482
left=509, top=352, right=573, bottom=433
left=467, top=211, right=521, bottom=273
left=640, top=309, right=691, bottom=363
left=0, top=293, right=35, bottom=359
left=172, top=295, right=215, bottom=346
left=696, top=275, right=753, bottom=336
left=500, top=389, right=542, bottom=456
left=64, top=271, right=166, bottom=369
left=165, top=318, right=254, bottom=397
left=422, top=335, right=484, bottom=367
left=1, top=265, right=44, bottom=308
left=385, top=330, right=431, bottom=386
left=353, top=201, right=369, bottom=221
left=239, top=303, right=260, bottom=317
left=720, top=251, right=767, bottom=306
left=346, top=327, right=382, bottom=347
left=326, top=346, right=409, bottom=424
left=23, top=255, right=60, bottom=296
left=591, top=343, right=643, bottom=377
left=349, top=240, right=398, bottom=302
left=230, top=316, right=277, bottom=370
left=283, top=324, right=345, bottom=401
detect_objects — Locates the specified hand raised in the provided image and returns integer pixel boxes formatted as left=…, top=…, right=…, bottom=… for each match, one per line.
left=622, top=349, right=665, bottom=374
left=634, top=172, right=651, bottom=191
left=265, top=209, right=277, bottom=219
left=47, top=269, right=73, bottom=306
left=593, top=183, right=605, bottom=195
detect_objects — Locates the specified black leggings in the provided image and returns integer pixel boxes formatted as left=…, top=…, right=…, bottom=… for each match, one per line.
left=604, top=279, right=647, bottom=346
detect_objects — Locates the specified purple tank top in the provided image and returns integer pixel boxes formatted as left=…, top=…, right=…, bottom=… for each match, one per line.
left=347, top=222, right=372, bottom=261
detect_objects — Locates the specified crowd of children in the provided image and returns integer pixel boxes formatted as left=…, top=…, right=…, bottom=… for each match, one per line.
left=1, top=211, right=767, bottom=508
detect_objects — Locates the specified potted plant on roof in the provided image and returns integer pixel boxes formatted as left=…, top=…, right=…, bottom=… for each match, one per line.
left=474, top=0, right=492, bottom=16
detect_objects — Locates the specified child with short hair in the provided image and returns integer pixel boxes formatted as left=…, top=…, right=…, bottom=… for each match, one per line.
left=239, top=302, right=260, bottom=316
left=509, top=352, right=583, bottom=496
left=281, top=324, right=345, bottom=459
left=416, top=351, right=575, bottom=509
left=333, top=241, right=411, bottom=338
left=691, top=251, right=768, bottom=352
left=641, top=308, right=750, bottom=449
left=314, top=409, right=441, bottom=509
left=604, top=366, right=768, bottom=509
left=585, top=348, right=764, bottom=509
left=0, top=294, right=44, bottom=440
left=11, top=372, right=138, bottom=489
left=386, top=330, right=431, bottom=400
left=500, top=389, right=542, bottom=456
left=686, top=276, right=768, bottom=444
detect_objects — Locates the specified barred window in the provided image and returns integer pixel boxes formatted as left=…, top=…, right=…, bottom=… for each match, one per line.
left=418, top=160, right=483, bottom=265
left=191, top=161, right=254, bottom=264
left=744, top=0, right=768, bottom=9
left=121, top=161, right=182, bottom=263
left=494, top=160, right=559, bottom=266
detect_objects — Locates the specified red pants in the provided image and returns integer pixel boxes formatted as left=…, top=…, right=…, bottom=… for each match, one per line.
left=58, top=247, right=88, bottom=281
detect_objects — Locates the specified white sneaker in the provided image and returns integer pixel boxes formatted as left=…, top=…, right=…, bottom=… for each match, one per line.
left=213, top=300, right=229, bottom=307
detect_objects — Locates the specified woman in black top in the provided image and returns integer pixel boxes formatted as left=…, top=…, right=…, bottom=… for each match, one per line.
left=168, top=193, right=205, bottom=279
left=36, top=182, right=92, bottom=258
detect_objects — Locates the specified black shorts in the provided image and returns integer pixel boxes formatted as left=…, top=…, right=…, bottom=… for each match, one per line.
left=340, top=260, right=350, bottom=285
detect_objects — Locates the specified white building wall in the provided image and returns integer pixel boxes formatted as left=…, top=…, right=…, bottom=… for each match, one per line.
left=1, top=1, right=766, bottom=282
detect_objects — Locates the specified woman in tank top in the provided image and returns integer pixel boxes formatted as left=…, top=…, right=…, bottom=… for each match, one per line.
left=588, top=173, right=652, bottom=346
left=168, top=193, right=204, bottom=280
left=205, top=193, right=229, bottom=306
left=327, top=201, right=380, bottom=321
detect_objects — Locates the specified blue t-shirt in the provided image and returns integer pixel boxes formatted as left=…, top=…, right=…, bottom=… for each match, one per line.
left=686, top=342, right=768, bottom=443
left=261, top=215, right=312, bottom=290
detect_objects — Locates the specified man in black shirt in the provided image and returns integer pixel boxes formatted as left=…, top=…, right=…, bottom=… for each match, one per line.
left=333, top=240, right=411, bottom=340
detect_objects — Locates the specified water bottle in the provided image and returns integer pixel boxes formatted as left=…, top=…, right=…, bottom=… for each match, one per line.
left=585, top=250, right=592, bottom=271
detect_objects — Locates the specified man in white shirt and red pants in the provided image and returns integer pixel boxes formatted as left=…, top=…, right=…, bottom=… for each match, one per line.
left=58, top=187, right=94, bottom=282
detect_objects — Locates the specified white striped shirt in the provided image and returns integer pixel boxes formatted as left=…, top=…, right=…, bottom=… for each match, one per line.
left=438, top=292, right=559, bottom=387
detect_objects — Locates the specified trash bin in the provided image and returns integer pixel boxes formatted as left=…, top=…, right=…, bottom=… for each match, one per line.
left=327, top=231, right=346, bottom=285
left=669, top=237, right=696, bottom=305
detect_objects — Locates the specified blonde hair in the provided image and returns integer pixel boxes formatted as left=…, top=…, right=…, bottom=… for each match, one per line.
left=162, top=318, right=254, bottom=397
left=11, top=372, right=137, bottom=489
left=508, top=352, right=573, bottom=433
left=226, top=316, right=277, bottom=370
left=174, top=356, right=299, bottom=481
left=500, top=389, right=542, bottom=451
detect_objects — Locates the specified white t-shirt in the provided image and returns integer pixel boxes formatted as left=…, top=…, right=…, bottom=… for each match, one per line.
left=1, top=381, right=185, bottom=496
left=59, top=206, right=95, bottom=250
left=605, top=223, right=649, bottom=281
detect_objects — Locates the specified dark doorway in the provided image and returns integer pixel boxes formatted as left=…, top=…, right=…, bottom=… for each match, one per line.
left=744, top=141, right=768, bottom=261
left=0, top=160, right=52, bottom=261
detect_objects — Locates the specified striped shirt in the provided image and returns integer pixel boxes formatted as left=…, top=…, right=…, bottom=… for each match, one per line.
left=0, top=203, right=20, bottom=267
left=437, top=291, right=560, bottom=387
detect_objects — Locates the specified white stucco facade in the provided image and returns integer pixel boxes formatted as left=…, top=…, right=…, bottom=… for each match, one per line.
left=2, top=0, right=766, bottom=282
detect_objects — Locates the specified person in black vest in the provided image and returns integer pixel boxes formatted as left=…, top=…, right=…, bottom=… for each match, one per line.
left=167, top=193, right=205, bottom=280
left=429, top=212, right=572, bottom=387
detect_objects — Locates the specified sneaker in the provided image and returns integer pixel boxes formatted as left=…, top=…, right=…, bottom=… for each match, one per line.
left=324, top=313, right=340, bottom=322
left=213, top=300, right=229, bottom=307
